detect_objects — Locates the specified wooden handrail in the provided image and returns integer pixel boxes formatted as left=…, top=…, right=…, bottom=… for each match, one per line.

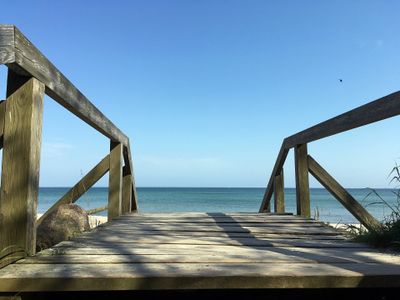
left=260, top=89, right=400, bottom=230
left=284, top=91, right=400, bottom=148
left=0, top=25, right=128, bottom=146
left=0, top=26, right=139, bottom=264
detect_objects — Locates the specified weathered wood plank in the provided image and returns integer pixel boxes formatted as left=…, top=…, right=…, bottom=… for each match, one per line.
left=52, top=232, right=347, bottom=244
left=307, top=155, right=382, bottom=232
left=295, top=144, right=310, bottom=217
left=37, top=154, right=110, bottom=226
left=120, top=212, right=294, bottom=217
left=260, top=144, right=289, bottom=212
left=284, top=91, right=400, bottom=148
left=3, top=25, right=128, bottom=145
left=108, top=142, right=123, bottom=220
left=122, top=143, right=138, bottom=212
left=70, top=236, right=361, bottom=249
left=86, top=205, right=108, bottom=215
left=41, top=242, right=371, bottom=258
left=121, top=173, right=132, bottom=214
left=0, top=25, right=15, bottom=64
left=98, top=222, right=335, bottom=229
left=92, top=223, right=339, bottom=232
left=3, top=262, right=400, bottom=291
left=0, top=100, right=5, bottom=149
left=19, top=248, right=400, bottom=264
left=106, top=218, right=318, bottom=224
left=0, top=78, right=44, bottom=257
left=274, top=169, right=285, bottom=213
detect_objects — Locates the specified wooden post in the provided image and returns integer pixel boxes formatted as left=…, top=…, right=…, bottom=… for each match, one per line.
left=0, top=100, right=6, bottom=149
left=295, top=143, right=310, bottom=217
left=0, top=78, right=45, bottom=258
left=274, top=169, right=285, bottom=213
left=121, top=167, right=132, bottom=214
left=108, top=141, right=123, bottom=220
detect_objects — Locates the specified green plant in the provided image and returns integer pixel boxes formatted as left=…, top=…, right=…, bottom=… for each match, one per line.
left=348, top=163, right=400, bottom=249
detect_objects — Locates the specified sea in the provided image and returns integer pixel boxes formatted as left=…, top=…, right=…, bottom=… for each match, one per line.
left=37, top=187, right=400, bottom=224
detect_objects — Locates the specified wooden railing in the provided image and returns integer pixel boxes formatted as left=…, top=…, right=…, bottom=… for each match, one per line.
left=259, top=89, right=400, bottom=232
left=0, top=25, right=138, bottom=267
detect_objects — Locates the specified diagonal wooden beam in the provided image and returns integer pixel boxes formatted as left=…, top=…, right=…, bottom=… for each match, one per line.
left=37, top=154, right=110, bottom=226
left=307, top=154, right=382, bottom=232
left=259, top=143, right=289, bottom=212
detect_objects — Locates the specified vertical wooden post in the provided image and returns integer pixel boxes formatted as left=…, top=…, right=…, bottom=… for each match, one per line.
left=131, top=181, right=138, bottom=213
left=274, top=169, right=285, bottom=213
left=0, top=78, right=45, bottom=257
left=108, top=141, right=123, bottom=220
left=121, top=167, right=132, bottom=214
left=295, top=143, right=310, bottom=217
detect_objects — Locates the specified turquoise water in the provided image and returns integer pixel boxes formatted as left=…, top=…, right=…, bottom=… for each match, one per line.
left=38, top=187, right=399, bottom=224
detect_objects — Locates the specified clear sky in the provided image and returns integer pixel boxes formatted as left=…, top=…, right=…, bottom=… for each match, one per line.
left=1, top=0, right=400, bottom=188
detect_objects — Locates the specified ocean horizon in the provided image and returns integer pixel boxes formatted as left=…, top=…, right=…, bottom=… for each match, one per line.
left=38, top=187, right=399, bottom=224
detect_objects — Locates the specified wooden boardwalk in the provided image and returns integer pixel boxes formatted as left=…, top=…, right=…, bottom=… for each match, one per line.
left=1, top=213, right=400, bottom=292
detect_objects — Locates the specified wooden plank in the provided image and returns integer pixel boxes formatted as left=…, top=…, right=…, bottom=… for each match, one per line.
left=98, top=222, right=335, bottom=229
left=108, top=142, right=123, bottom=220
left=52, top=237, right=364, bottom=249
left=274, top=169, right=285, bottom=213
left=3, top=262, right=400, bottom=291
left=70, top=236, right=360, bottom=248
left=36, top=154, right=110, bottom=226
left=284, top=91, right=400, bottom=148
left=86, top=205, right=108, bottom=215
left=123, top=142, right=138, bottom=213
left=295, top=144, right=310, bottom=217
left=0, top=25, right=129, bottom=146
left=0, top=78, right=44, bottom=257
left=0, top=25, right=15, bottom=64
left=121, top=212, right=294, bottom=217
left=121, top=172, right=132, bottom=214
left=307, top=155, right=382, bottom=232
left=52, top=232, right=347, bottom=243
left=259, top=145, right=289, bottom=212
left=19, top=248, right=400, bottom=264
left=0, top=100, right=5, bottom=149
left=108, top=218, right=318, bottom=224
left=41, top=242, right=370, bottom=257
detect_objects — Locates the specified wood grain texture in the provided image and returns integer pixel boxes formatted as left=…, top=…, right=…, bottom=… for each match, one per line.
left=37, top=154, right=110, bottom=226
left=0, top=25, right=15, bottom=64
left=307, top=155, right=382, bottom=232
left=108, top=142, right=123, bottom=220
left=0, top=78, right=44, bottom=257
left=2, top=213, right=400, bottom=291
left=295, top=144, right=310, bottom=217
left=3, top=262, right=400, bottom=291
left=274, top=169, right=285, bottom=213
left=7, top=26, right=129, bottom=145
left=284, top=91, right=400, bottom=148
left=259, top=144, right=289, bottom=212
left=123, top=142, right=138, bottom=212
left=0, top=100, right=5, bottom=149
left=121, top=174, right=132, bottom=214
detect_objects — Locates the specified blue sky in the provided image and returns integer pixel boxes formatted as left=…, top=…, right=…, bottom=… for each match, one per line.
left=1, top=0, right=400, bottom=188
